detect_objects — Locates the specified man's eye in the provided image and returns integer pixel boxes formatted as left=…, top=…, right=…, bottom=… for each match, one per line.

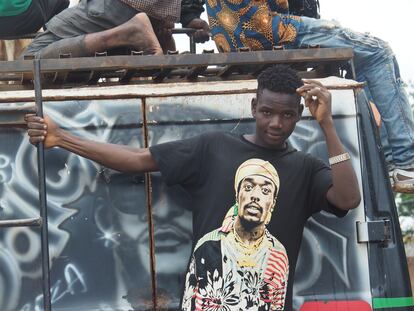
left=262, top=188, right=271, bottom=195
left=262, top=111, right=271, bottom=116
left=244, top=184, right=253, bottom=191
left=284, top=112, right=294, bottom=118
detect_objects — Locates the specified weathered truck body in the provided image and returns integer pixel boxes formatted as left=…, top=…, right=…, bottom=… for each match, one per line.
left=0, top=49, right=412, bottom=310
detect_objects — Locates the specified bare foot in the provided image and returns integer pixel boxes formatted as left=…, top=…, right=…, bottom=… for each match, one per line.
left=151, top=19, right=176, bottom=54
left=119, top=13, right=163, bottom=55
left=157, top=29, right=176, bottom=54
left=84, top=13, right=164, bottom=55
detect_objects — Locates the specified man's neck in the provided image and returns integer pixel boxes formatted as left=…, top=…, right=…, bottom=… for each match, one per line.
left=243, top=133, right=287, bottom=150
left=234, top=218, right=265, bottom=246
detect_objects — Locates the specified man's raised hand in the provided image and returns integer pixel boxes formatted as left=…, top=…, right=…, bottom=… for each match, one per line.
left=297, top=79, right=333, bottom=126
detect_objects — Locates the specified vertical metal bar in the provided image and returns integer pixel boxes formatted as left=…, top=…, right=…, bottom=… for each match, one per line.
left=141, top=98, right=158, bottom=310
left=33, top=59, right=52, bottom=311
left=190, top=36, right=196, bottom=54
left=350, top=59, right=357, bottom=80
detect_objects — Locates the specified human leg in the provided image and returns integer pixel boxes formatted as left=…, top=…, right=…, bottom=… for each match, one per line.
left=36, top=13, right=162, bottom=58
left=22, top=0, right=162, bottom=58
left=22, top=30, right=62, bottom=57
left=82, top=13, right=162, bottom=56
left=358, top=75, right=394, bottom=169
left=293, top=17, right=414, bottom=175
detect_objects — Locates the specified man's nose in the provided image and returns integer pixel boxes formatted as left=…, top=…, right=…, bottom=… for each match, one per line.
left=269, top=115, right=283, bottom=129
left=251, top=188, right=261, bottom=201
left=151, top=184, right=189, bottom=220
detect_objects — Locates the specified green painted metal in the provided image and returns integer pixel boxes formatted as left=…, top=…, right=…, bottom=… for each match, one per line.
left=373, top=297, right=414, bottom=309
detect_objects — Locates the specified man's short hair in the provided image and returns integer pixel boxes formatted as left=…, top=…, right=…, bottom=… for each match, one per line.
left=257, top=65, right=304, bottom=95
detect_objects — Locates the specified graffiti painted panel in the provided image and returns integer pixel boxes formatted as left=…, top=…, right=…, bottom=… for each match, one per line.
left=0, top=99, right=152, bottom=311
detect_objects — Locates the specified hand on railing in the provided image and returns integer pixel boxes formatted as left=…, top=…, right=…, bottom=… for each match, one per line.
left=183, top=19, right=211, bottom=43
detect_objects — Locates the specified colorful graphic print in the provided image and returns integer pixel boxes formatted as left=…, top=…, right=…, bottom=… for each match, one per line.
left=182, top=159, right=289, bottom=310
left=182, top=224, right=289, bottom=310
left=206, top=0, right=301, bottom=52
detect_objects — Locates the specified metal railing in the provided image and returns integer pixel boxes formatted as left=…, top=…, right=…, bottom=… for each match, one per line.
left=0, top=60, right=52, bottom=310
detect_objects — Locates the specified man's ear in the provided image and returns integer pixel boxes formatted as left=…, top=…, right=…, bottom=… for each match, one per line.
left=251, top=97, right=258, bottom=118
left=297, top=104, right=304, bottom=121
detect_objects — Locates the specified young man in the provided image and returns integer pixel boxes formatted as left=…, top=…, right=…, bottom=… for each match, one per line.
left=203, top=0, right=414, bottom=193
left=21, top=0, right=210, bottom=58
left=26, top=65, right=360, bottom=310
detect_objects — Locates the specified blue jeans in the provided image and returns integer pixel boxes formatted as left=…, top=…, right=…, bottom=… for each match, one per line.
left=291, top=17, right=414, bottom=170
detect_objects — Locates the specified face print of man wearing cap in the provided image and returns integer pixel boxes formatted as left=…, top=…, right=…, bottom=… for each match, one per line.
left=235, top=159, right=278, bottom=249
left=182, top=159, right=288, bottom=311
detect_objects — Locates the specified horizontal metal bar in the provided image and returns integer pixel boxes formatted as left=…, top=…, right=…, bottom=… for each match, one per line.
left=0, top=48, right=354, bottom=74
left=171, top=28, right=196, bottom=35
left=0, top=217, right=42, bottom=228
left=0, top=103, right=36, bottom=125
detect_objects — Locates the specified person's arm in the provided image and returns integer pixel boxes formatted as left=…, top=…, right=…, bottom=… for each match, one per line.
left=25, top=114, right=159, bottom=173
left=180, top=0, right=211, bottom=43
left=297, top=80, right=361, bottom=211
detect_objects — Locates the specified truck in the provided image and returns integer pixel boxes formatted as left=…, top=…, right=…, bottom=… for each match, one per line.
left=0, top=46, right=412, bottom=310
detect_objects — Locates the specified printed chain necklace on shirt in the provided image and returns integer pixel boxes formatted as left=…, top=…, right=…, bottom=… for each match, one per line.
left=232, top=227, right=265, bottom=268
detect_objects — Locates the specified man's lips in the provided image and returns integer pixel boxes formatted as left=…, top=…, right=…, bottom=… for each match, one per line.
left=265, top=131, right=284, bottom=139
left=245, top=204, right=262, bottom=215
left=139, top=225, right=192, bottom=251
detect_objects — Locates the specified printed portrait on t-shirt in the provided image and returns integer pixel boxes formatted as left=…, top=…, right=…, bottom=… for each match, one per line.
left=182, top=158, right=289, bottom=311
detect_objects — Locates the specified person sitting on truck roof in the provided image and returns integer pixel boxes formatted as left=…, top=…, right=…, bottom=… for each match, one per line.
left=25, top=65, right=361, bottom=310
left=203, top=0, right=414, bottom=193
left=20, top=0, right=211, bottom=58
left=0, top=0, right=69, bottom=38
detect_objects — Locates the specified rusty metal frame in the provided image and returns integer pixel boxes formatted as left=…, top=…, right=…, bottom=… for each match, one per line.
left=33, top=59, right=53, bottom=311
left=0, top=48, right=355, bottom=89
left=0, top=217, right=42, bottom=227
left=0, top=61, right=53, bottom=311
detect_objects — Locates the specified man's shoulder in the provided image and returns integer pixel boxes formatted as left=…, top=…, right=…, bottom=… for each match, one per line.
left=194, top=228, right=222, bottom=252
left=266, top=230, right=287, bottom=253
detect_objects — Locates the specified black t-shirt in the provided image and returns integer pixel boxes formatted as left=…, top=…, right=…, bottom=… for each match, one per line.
left=150, top=131, right=346, bottom=310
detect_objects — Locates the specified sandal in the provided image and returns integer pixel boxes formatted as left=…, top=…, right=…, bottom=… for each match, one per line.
left=392, top=169, right=414, bottom=194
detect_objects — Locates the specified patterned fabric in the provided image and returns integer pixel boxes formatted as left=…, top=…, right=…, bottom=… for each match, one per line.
left=206, top=0, right=302, bottom=52
left=119, top=0, right=181, bottom=23
left=182, top=218, right=289, bottom=310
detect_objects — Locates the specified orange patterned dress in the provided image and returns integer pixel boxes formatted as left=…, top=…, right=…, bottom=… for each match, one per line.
left=206, top=0, right=301, bottom=52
